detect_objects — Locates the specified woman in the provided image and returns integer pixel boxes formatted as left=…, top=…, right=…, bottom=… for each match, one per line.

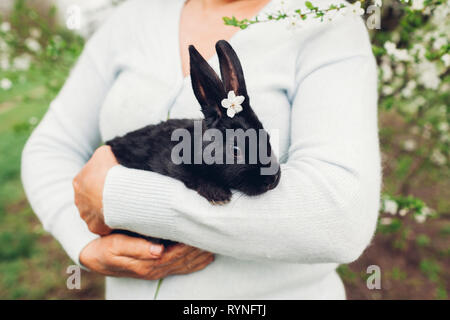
left=22, top=0, right=381, bottom=299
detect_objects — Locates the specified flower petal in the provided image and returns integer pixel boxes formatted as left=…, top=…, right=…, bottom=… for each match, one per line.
left=228, top=91, right=236, bottom=100
left=221, top=99, right=232, bottom=109
left=227, top=108, right=236, bottom=118
left=234, top=95, right=245, bottom=105
left=233, top=104, right=243, bottom=114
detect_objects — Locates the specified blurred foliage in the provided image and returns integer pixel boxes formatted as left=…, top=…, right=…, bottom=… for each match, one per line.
left=0, top=0, right=448, bottom=299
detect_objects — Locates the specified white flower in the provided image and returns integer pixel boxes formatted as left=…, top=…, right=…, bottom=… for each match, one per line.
left=383, top=199, right=398, bottom=215
left=395, top=63, right=405, bottom=75
left=382, top=85, right=394, bottom=95
left=0, top=78, right=12, bottom=90
left=380, top=61, right=393, bottom=81
left=13, top=54, right=31, bottom=71
left=414, top=214, right=426, bottom=223
left=401, top=80, right=416, bottom=98
left=374, top=0, right=383, bottom=7
left=422, top=207, right=433, bottom=216
left=395, top=49, right=411, bottom=62
left=384, top=41, right=397, bottom=55
left=415, top=207, right=433, bottom=223
left=0, top=22, right=11, bottom=33
left=441, top=54, right=450, bottom=67
left=285, top=15, right=303, bottom=30
left=25, top=38, right=41, bottom=52
left=433, top=37, right=447, bottom=50
left=417, top=61, right=440, bottom=89
left=438, top=122, right=449, bottom=132
left=412, top=43, right=426, bottom=60
left=324, top=10, right=339, bottom=23
left=380, top=217, right=392, bottom=225
left=384, top=41, right=412, bottom=62
left=403, top=139, right=417, bottom=151
left=399, top=208, right=408, bottom=217
left=431, top=149, right=447, bottom=166
left=221, top=91, right=244, bottom=118
left=30, top=27, right=41, bottom=39
left=411, top=0, right=425, bottom=11
left=343, top=2, right=365, bottom=17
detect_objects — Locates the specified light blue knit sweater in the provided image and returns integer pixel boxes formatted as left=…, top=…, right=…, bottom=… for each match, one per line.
left=22, top=0, right=381, bottom=299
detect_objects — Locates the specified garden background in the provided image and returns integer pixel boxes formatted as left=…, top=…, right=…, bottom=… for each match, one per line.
left=0, top=0, right=448, bottom=299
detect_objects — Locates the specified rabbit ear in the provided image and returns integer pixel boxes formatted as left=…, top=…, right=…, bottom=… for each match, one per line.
left=216, top=40, right=248, bottom=101
left=189, top=45, right=226, bottom=126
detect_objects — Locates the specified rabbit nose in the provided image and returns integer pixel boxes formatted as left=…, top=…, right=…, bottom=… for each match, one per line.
left=266, top=171, right=281, bottom=190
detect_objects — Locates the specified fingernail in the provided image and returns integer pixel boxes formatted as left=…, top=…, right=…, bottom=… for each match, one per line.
left=150, top=245, right=163, bottom=256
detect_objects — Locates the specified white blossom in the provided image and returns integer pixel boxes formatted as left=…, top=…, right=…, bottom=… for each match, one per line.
left=285, top=15, right=303, bottom=30
left=221, top=91, right=244, bottom=118
left=438, top=122, right=449, bottom=132
left=382, top=85, right=394, bottom=95
left=343, top=2, right=365, bottom=17
left=401, top=80, right=416, bottom=98
left=395, top=63, right=405, bottom=75
left=415, top=207, right=433, bottom=223
left=431, top=149, right=447, bottom=166
left=324, top=10, right=339, bottom=23
left=25, top=38, right=41, bottom=52
left=380, top=217, right=393, bottom=225
left=383, top=199, right=398, bottom=215
left=30, top=27, right=42, bottom=39
left=0, top=78, right=12, bottom=90
left=441, top=54, right=450, bottom=67
left=13, top=54, right=32, bottom=71
left=417, top=60, right=441, bottom=90
left=399, top=208, right=408, bottom=217
left=403, top=139, right=417, bottom=151
left=433, top=37, right=447, bottom=50
left=0, top=22, right=11, bottom=33
left=411, top=0, right=425, bottom=11
left=380, top=60, right=393, bottom=81
left=414, top=214, right=426, bottom=223
left=384, top=41, right=412, bottom=62
left=412, top=43, right=426, bottom=60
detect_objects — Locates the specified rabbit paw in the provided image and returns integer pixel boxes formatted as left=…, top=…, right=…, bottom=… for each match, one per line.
left=197, top=186, right=232, bottom=205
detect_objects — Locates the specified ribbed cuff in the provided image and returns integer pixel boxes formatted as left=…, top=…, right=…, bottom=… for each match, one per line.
left=103, top=165, right=178, bottom=241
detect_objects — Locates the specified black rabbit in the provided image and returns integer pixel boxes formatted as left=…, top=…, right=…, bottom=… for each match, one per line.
left=106, top=40, right=281, bottom=245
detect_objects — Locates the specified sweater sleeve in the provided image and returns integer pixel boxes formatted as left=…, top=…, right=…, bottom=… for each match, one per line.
left=20, top=5, right=127, bottom=265
left=103, top=18, right=382, bottom=264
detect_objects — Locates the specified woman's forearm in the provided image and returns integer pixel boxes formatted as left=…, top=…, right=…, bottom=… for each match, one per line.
left=103, top=47, right=381, bottom=264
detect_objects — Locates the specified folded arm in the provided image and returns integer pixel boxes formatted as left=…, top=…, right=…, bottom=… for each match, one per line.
left=103, top=19, right=382, bottom=264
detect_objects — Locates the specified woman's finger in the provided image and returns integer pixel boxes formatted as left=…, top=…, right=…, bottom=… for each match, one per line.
left=108, top=234, right=164, bottom=260
left=162, top=247, right=207, bottom=273
left=156, top=243, right=198, bottom=267
left=171, top=253, right=215, bottom=276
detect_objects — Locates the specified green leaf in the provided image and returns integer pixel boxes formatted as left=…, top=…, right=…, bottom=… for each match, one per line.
left=305, top=1, right=315, bottom=10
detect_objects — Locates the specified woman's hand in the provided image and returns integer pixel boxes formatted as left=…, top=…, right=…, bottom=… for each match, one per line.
left=80, top=234, right=215, bottom=279
left=73, top=145, right=118, bottom=235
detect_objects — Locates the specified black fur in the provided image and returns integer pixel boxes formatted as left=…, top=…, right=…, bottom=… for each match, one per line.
left=106, top=40, right=281, bottom=245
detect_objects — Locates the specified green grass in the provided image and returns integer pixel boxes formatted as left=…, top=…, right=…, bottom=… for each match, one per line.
left=0, top=46, right=104, bottom=299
